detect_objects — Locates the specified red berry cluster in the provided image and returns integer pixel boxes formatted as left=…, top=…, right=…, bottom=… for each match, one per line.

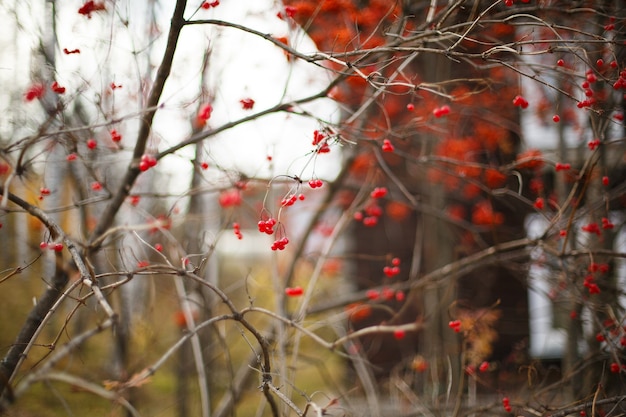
left=201, top=0, right=219, bottom=9
left=271, top=236, right=289, bottom=251
left=381, top=139, right=394, bottom=152
left=239, top=98, right=255, bottom=109
left=432, top=105, right=450, bottom=118
left=370, top=187, right=388, bottom=199
left=309, top=178, right=323, bottom=188
left=110, top=129, right=122, bottom=143
left=40, top=241, right=64, bottom=252
left=197, top=103, right=213, bottom=126
left=258, top=218, right=277, bottom=235
left=312, top=130, right=330, bottom=153
left=218, top=189, right=242, bottom=208
left=366, top=287, right=405, bottom=302
left=383, top=257, right=401, bottom=278
left=502, top=397, right=512, bottom=413
left=233, top=222, right=243, bottom=240
left=588, top=139, right=601, bottom=150
left=24, top=83, right=45, bottom=102
left=448, top=320, right=462, bottom=333
left=281, top=193, right=305, bottom=207
left=555, top=162, right=571, bottom=171
left=51, top=81, right=66, bottom=94
left=39, top=187, right=51, bottom=200
left=139, top=154, right=157, bottom=171
left=277, top=5, right=297, bottom=20
left=512, top=95, right=529, bottom=109
left=285, top=286, right=303, bottom=296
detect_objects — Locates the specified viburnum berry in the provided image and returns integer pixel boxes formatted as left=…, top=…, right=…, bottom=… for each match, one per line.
left=596, top=58, right=604, bottom=68
left=596, top=333, right=605, bottom=342
left=581, top=222, right=601, bottom=235
left=39, top=242, right=48, bottom=249
left=201, top=0, right=220, bottom=9
left=552, top=114, right=560, bottom=122
left=40, top=187, right=51, bottom=196
left=66, top=153, right=77, bottom=161
left=395, top=291, right=405, bottom=302
left=370, top=187, right=388, bottom=199
left=432, top=105, right=450, bottom=118
left=381, top=139, right=395, bottom=152
left=51, top=81, right=66, bottom=94
left=393, top=328, right=406, bottom=340
left=602, top=176, right=609, bottom=186
left=91, top=181, right=102, bottom=191
left=239, top=98, right=255, bottom=110
left=52, top=242, right=64, bottom=252
left=200, top=161, right=209, bottom=170
left=258, top=218, right=276, bottom=235
left=557, top=59, right=565, bottom=66
left=479, top=361, right=489, bottom=372
left=448, top=320, right=462, bottom=332
left=366, top=289, right=380, bottom=300
left=137, top=260, right=150, bottom=268
left=197, top=103, right=213, bottom=126
left=309, top=178, right=323, bottom=189
left=129, top=195, right=140, bottom=206
left=512, top=95, right=529, bottom=109
left=533, top=197, right=544, bottom=210
left=610, top=362, right=620, bottom=373
left=87, top=138, right=97, bottom=149
left=78, top=1, right=105, bottom=18
left=362, top=216, right=378, bottom=227
left=154, top=243, right=163, bottom=252
left=24, top=83, right=45, bottom=101
left=383, top=265, right=400, bottom=278
left=281, top=194, right=298, bottom=207
left=588, top=139, right=600, bottom=150
left=218, top=189, right=242, bottom=207
left=271, top=236, right=289, bottom=251
left=285, top=286, right=303, bottom=297
left=406, top=103, right=415, bottom=111
left=110, top=129, right=122, bottom=143
left=139, top=154, right=158, bottom=172
left=391, top=257, right=401, bottom=266
left=503, top=0, right=513, bottom=6
left=233, top=222, right=243, bottom=240
left=602, top=217, right=614, bottom=229
left=555, top=162, right=571, bottom=171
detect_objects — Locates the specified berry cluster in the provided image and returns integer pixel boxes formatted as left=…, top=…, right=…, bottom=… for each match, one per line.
left=201, top=0, right=219, bottom=9
left=258, top=218, right=276, bottom=235
left=383, top=257, right=401, bottom=278
left=312, top=129, right=330, bottom=153
left=40, top=241, right=64, bottom=252
left=271, top=236, right=289, bottom=251
left=381, top=139, right=394, bottom=152
left=285, top=286, right=303, bottom=296
left=512, top=95, right=529, bottom=109
left=233, top=222, right=243, bottom=240
left=502, top=397, right=512, bottom=413
left=139, top=154, right=157, bottom=172
left=448, top=320, right=462, bottom=333
left=432, top=105, right=450, bottom=118
left=366, top=287, right=405, bottom=302
left=110, top=129, right=122, bottom=143
left=308, top=178, right=323, bottom=188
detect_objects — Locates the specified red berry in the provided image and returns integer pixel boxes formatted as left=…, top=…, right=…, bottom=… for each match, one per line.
left=406, top=103, right=414, bottom=111
left=110, top=129, right=122, bottom=143
left=479, top=361, right=489, bottom=372
left=154, top=243, right=163, bottom=252
left=602, top=176, right=609, bottom=186
left=51, top=81, right=66, bottom=94
left=39, top=242, right=48, bottom=249
left=91, top=181, right=102, bottom=191
left=393, top=328, right=405, bottom=340
left=610, top=362, right=620, bottom=373
left=552, top=115, right=560, bottom=122
left=370, top=187, right=388, bottom=198
left=87, top=138, right=97, bottom=149
left=66, top=153, right=77, bottom=161
left=557, top=59, right=565, bottom=66
left=533, top=197, right=544, bottom=210
left=381, top=139, right=394, bottom=152
left=239, top=98, right=255, bottom=110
